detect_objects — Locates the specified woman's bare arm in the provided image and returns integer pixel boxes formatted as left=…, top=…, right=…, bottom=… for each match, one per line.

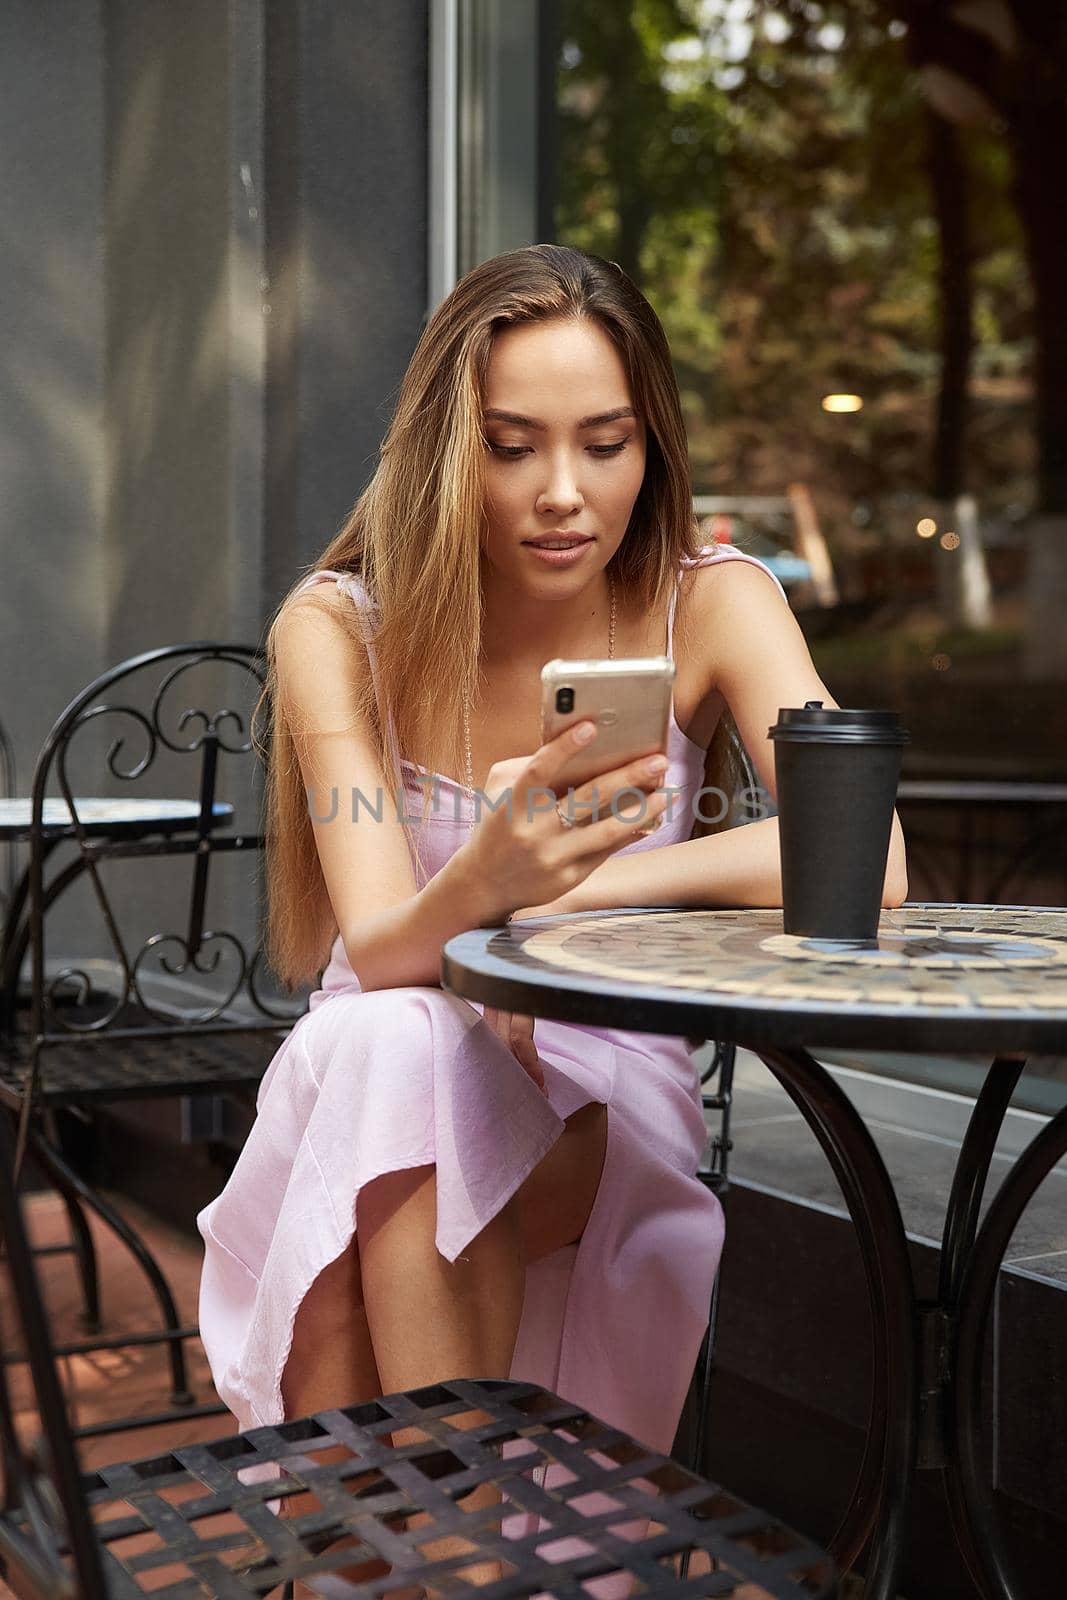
left=274, top=593, right=500, bottom=991
left=275, top=593, right=669, bottom=987
left=515, top=561, right=908, bottom=918
left=515, top=817, right=783, bottom=916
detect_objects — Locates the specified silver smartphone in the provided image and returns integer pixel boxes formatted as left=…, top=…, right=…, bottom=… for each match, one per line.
left=540, top=656, right=676, bottom=792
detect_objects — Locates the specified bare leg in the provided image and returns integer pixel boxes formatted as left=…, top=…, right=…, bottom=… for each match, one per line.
left=358, top=1162, right=525, bottom=1385
left=357, top=1102, right=609, bottom=1590
left=518, top=1100, right=608, bottom=1263
left=280, top=1101, right=609, bottom=1593
left=279, top=1102, right=609, bottom=1416
left=280, top=1240, right=390, bottom=1595
left=279, top=1173, right=524, bottom=1596
left=281, top=1234, right=383, bottom=1416
left=357, top=1164, right=525, bottom=1589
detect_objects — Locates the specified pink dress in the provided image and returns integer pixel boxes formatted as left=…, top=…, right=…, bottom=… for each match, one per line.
left=196, top=545, right=787, bottom=1461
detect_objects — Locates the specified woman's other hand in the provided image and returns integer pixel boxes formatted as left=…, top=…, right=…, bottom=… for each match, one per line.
left=482, top=1008, right=546, bottom=1094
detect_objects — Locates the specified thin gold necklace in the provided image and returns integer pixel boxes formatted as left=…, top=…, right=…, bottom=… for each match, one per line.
left=462, top=572, right=616, bottom=805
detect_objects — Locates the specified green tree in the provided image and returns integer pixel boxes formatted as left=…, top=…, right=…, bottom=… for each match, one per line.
left=554, top=0, right=1033, bottom=553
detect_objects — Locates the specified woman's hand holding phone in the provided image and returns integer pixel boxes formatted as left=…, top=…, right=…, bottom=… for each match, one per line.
left=459, top=719, right=669, bottom=925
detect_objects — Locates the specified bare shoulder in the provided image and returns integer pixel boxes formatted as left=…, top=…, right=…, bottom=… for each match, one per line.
left=677, top=557, right=799, bottom=693
left=276, top=577, right=357, bottom=638
left=275, top=581, right=368, bottom=658
left=273, top=582, right=373, bottom=727
left=680, top=555, right=790, bottom=625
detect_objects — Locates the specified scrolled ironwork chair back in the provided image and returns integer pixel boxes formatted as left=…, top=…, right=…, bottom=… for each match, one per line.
left=23, top=643, right=298, bottom=1049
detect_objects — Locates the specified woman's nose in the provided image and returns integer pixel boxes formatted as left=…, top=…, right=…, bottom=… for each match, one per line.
left=535, top=453, right=584, bottom=517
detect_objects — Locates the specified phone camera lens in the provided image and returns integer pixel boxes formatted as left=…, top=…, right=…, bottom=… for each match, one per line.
left=556, top=687, right=575, bottom=714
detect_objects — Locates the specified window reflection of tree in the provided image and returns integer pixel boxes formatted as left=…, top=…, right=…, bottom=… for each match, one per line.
left=553, top=0, right=1065, bottom=690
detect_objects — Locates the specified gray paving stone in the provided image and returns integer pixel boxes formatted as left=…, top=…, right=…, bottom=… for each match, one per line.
left=706, top=1049, right=1067, bottom=1286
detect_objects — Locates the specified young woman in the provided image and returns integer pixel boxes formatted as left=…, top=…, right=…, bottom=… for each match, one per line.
left=197, top=244, right=906, bottom=1529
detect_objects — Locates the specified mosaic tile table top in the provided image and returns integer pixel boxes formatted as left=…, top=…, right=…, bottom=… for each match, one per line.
left=443, top=905, right=1067, bottom=1053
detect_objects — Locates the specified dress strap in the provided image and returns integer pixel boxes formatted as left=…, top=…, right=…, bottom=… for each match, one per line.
left=675, top=537, right=793, bottom=617
left=296, top=569, right=404, bottom=780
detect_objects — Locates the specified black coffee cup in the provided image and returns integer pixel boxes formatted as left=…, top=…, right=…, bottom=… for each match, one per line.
left=768, top=702, right=908, bottom=942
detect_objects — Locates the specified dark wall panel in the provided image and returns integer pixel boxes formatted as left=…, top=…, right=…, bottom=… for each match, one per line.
left=264, top=0, right=429, bottom=608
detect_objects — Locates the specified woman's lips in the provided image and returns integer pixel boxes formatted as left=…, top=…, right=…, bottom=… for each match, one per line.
left=521, top=538, right=594, bottom=568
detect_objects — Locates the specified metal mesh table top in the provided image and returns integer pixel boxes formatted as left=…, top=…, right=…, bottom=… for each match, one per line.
left=72, top=1379, right=835, bottom=1597
left=443, top=904, right=1067, bottom=1053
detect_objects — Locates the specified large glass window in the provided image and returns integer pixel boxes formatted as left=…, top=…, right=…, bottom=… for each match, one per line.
left=547, top=1, right=1066, bottom=807
left=430, top=0, right=550, bottom=294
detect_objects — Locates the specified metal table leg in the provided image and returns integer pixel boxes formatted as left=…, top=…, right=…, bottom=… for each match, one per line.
left=753, top=1045, right=917, bottom=1600
left=939, top=1060, right=1026, bottom=1310
left=924, top=1058, right=1026, bottom=1589
left=751, top=1049, right=1055, bottom=1600
left=948, top=1101, right=1067, bottom=1600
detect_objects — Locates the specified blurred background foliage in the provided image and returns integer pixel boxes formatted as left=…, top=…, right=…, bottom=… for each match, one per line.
left=554, top=0, right=1034, bottom=559
left=551, top=0, right=1067, bottom=772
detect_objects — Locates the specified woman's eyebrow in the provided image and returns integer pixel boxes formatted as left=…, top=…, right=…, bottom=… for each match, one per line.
left=483, top=406, right=636, bottom=430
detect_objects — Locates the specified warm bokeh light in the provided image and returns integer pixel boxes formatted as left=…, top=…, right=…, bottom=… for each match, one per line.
left=916, top=517, right=937, bottom=538
left=821, top=393, right=864, bottom=413
left=940, top=531, right=961, bottom=550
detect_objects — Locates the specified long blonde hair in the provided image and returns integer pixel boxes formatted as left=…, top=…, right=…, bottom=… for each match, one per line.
left=264, top=244, right=702, bottom=986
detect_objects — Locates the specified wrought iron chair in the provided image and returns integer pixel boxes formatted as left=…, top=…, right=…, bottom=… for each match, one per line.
left=0, top=644, right=305, bottom=1440
left=0, top=1111, right=838, bottom=1600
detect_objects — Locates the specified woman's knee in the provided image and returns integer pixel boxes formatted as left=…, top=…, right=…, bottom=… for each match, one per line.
left=299, top=987, right=478, bottom=1096
left=318, top=985, right=477, bottom=1048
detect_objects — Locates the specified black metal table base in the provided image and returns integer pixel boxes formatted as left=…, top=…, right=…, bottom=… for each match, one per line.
left=752, top=1046, right=915, bottom=1600
left=949, top=1096, right=1067, bottom=1600
left=748, top=1045, right=1064, bottom=1600
left=439, top=906, right=1067, bottom=1600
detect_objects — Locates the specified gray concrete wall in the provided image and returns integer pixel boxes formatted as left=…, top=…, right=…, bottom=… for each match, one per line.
left=104, top=0, right=246, bottom=661
left=1, top=0, right=429, bottom=773
left=0, top=0, right=107, bottom=787
left=263, top=0, right=429, bottom=605
left=0, top=0, right=429, bottom=1006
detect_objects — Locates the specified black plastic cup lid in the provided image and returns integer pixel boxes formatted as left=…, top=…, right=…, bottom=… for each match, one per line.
left=768, top=701, right=909, bottom=745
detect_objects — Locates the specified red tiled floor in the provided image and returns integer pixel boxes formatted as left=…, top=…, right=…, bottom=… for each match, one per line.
left=3, top=1189, right=230, bottom=1457
left=0, top=1187, right=238, bottom=1598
